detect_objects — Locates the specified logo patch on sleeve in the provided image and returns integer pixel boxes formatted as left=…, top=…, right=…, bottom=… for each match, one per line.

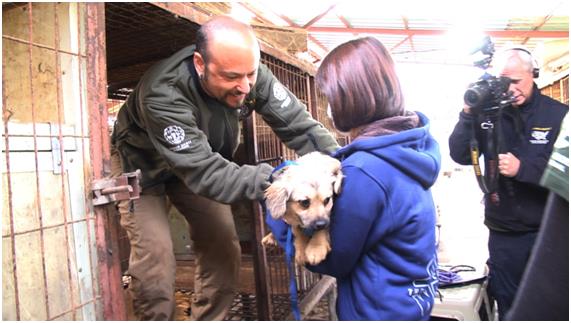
left=273, top=82, right=288, bottom=101
left=164, top=125, right=192, bottom=151
left=164, top=125, right=185, bottom=144
left=273, top=82, right=292, bottom=108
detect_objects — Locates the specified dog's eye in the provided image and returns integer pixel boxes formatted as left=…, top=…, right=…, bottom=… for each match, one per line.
left=298, top=199, right=310, bottom=209
left=323, top=197, right=331, bottom=205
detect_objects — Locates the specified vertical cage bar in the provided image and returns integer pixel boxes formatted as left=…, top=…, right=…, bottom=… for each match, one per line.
left=2, top=28, right=21, bottom=322
left=243, top=113, right=272, bottom=320
left=26, top=3, right=51, bottom=319
left=51, top=4, right=77, bottom=319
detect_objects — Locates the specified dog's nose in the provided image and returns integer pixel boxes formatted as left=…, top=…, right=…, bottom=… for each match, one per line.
left=312, top=219, right=329, bottom=230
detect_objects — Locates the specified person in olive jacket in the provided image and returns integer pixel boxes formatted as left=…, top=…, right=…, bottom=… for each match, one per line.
left=110, top=15, right=339, bottom=320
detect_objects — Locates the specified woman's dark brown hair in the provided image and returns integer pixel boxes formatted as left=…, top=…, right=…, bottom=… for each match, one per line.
left=316, top=37, right=404, bottom=132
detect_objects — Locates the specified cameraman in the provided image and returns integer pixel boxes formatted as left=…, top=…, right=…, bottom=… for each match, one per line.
left=448, top=48, right=568, bottom=319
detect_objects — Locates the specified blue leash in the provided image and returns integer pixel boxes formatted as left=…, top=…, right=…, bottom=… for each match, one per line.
left=265, top=160, right=302, bottom=320
left=285, top=227, right=302, bottom=320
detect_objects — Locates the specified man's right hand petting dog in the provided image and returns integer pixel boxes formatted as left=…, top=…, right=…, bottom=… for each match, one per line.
left=262, top=152, right=343, bottom=265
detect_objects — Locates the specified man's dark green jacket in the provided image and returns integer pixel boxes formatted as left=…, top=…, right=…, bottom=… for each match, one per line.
left=112, top=45, right=339, bottom=203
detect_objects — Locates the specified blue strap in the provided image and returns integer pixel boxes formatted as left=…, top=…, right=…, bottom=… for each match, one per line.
left=264, top=159, right=302, bottom=320
left=270, top=160, right=298, bottom=183
left=285, top=227, right=302, bottom=320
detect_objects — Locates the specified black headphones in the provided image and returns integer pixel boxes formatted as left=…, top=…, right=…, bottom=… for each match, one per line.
left=506, top=47, right=540, bottom=78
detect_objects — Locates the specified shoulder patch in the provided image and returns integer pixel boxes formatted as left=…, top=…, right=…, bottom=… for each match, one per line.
left=273, top=82, right=288, bottom=101
left=529, top=127, right=551, bottom=144
left=164, top=125, right=185, bottom=145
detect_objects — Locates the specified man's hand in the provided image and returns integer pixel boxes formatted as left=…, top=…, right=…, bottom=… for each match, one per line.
left=498, top=152, right=520, bottom=177
left=462, top=104, right=471, bottom=114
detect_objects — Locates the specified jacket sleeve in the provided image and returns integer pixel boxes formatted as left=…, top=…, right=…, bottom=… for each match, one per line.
left=448, top=110, right=477, bottom=165
left=140, top=100, right=273, bottom=203
left=515, top=155, right=552, bottom=184
left=307, top=166, right=383, bottom=278
left=253, top=64, right=340, bottom=155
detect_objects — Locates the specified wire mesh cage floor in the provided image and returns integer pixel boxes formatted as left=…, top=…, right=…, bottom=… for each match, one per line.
left=173, top=289, right=332, bottom=321
left=168, top=253, right=334, bottom=320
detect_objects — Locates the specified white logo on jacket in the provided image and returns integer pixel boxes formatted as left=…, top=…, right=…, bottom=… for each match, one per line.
left=164, top=125, right=185, bottom=145
left=530, top=130, right=550, bottom=144
left=408, top=258, right=438, bottom=316
left=273, top=82, right=291, bottom=108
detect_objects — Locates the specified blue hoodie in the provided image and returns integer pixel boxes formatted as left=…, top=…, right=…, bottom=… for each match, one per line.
left=267, top=112, right=441, bottom=320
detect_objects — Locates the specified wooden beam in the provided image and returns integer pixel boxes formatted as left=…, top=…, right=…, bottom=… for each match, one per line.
left=302, top=3, right=338, bottom=29
left=286, top=275, right=336, bottom=320
left=392, top=36, right=411, bottom=51
left=246, top=3, right=329, bottom=57
left=521, top=14, right=553, bottom=45
left=252, top=24, right=308, bottom=53
left=307, top=27, right=568, bottom=38
left=151, top=2, right=317, bottom=73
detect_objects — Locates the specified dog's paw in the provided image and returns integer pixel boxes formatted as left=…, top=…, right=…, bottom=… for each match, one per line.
left=262, top=233, right=278, bottom=247
left=305, top=244, right=330, bottom=265
left=295, top=252, right=307, bottom=266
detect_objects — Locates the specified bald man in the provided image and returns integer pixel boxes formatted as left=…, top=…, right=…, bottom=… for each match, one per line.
left=111, top=16, right=339, bottom=320
left=449, top=48, right=568, bottom=319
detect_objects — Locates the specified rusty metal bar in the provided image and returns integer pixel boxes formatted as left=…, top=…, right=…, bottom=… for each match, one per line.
left=52, top=4, right=78, bottom=319
left=86, top=3, right=126, bottom=320
left=307, top=75, right=318, bottom=118
left=101, top=185, right=133, bottom=195
left=2, top=23, right=21, bottom=323
left=1, top=218, right=100, bottom=238
left=2, top=34, right=87, bottom=57
left=45, top=298, right=101, bottom=321
left=25, top=3, right=52, bottom=319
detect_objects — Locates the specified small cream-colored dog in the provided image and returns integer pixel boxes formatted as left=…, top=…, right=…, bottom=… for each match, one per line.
left=262, top=152, right=343, bottom=265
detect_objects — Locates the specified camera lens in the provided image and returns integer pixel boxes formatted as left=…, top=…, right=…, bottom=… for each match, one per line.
left=464, top=87, right=485, bottom=108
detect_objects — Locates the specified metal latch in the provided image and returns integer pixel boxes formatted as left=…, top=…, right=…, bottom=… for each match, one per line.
left=92, top=170, right=142, bottom=206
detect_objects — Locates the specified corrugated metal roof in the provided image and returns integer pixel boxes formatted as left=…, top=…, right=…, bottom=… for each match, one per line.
left=240, top=0, right=569, bottom=66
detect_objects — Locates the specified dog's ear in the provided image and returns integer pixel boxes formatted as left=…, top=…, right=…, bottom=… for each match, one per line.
left=330, top=161, right=344, bottom=195
left=264, top=180, right=291, bottom=219
left=332, top=169, right=344, bottom=195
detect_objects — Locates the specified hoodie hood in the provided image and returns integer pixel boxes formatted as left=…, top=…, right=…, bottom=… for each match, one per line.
left=333, top=111, right=441, bottom=189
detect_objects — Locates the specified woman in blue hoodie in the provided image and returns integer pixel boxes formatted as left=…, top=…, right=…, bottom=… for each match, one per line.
left=308, top=37, right=442, bottom=320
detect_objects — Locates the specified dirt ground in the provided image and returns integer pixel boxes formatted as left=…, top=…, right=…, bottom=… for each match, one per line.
left=124, top=256, right=332, bottom=321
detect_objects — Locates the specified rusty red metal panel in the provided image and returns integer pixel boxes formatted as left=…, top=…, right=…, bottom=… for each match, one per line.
left=86, top=3, right=126, bottom=320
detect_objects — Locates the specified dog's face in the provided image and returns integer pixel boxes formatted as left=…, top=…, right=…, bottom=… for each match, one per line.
left=265, top=152, right=343, bottom=230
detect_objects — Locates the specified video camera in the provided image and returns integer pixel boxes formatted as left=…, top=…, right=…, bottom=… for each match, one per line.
left=463, top=36, right=515, bottom=114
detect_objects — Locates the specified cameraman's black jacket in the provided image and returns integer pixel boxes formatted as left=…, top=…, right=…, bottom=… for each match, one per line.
left=449, top=85, right=568, bottom=232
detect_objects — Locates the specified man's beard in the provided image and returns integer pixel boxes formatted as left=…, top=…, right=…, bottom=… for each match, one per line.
left=202, top=72, right=247, bottom=109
